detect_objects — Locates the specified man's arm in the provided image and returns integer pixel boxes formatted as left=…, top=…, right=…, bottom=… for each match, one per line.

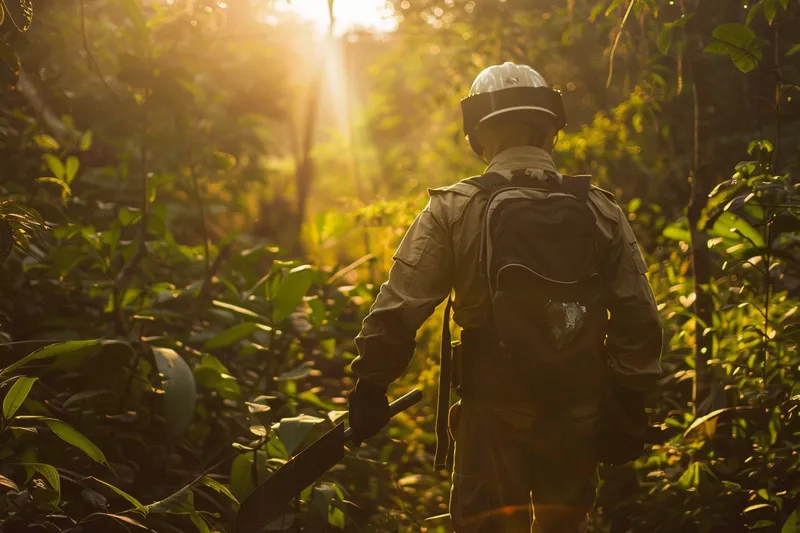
left=603, top=205, right=663, bottom=391
left=350, top=198, right=454, bottom=388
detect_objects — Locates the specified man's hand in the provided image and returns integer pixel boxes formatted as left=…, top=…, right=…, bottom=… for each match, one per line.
left=348, top=379, right=390, bottom=446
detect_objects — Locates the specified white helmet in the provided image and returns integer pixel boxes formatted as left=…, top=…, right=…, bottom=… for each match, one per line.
left=461, top=62, right=566, bottom=156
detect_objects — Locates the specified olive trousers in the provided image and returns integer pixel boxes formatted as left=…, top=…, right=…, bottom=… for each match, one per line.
left=448, top=400, right=599, bottom=533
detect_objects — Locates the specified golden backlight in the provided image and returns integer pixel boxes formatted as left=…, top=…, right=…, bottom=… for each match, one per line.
left=272, top=0, right=397, bottom=34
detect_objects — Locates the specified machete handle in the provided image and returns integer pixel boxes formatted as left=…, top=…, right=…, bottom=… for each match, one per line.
left=343, top=388, right=423, bottom=440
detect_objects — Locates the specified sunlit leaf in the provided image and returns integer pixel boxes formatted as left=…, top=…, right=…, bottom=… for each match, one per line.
left=3, top=376, right=37, bottom=419
left=277, top=362, right=313, bottom=381
left=32, top=134, right=59, bottom=151
left=65, top=156, right=79, bottom=184
left=43, top=154, right=65, bottom=180
left=199, top=476, right=239, bottom=506
left=274, top=414, right=325, bottom=455
left=45, top=419, right=108, bottom=465
left=22, top=463, right=60, bottom=504
left=36, top=177, right=72, bottom=197
left=763, top=0, right=777, bottom=23
left=152, top=347, right=196, bottom=439
left=203, top=322, right=270, bottom=350
left=89, top=476, right=146, bottom=513
left=229, top=450, right=269, bottom=501
left=787, top=44, right=800, bottom=57
left=79, top=130, right=93, bottom=151
left=272, top=265, right=318, bottom=323
left=213, top=151, right=237, bottom=170
left=0, top=474, right=19, bottom=491
left=144, top=484, right=195, bottom=514
left=0, top=339, right=102, bottom=376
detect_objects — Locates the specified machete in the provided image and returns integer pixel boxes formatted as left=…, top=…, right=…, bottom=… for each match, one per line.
left=235, top=388, right=423, bottom=533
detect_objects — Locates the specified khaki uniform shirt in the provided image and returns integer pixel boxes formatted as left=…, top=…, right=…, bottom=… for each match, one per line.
left=351, top=147, right=663, bottom=392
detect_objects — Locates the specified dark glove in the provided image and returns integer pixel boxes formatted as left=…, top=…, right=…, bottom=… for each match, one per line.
left=348, top=379, right=390, bottom=446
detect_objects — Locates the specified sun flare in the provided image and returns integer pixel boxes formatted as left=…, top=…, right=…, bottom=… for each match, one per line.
left=272, top=0, right=397, bottom=34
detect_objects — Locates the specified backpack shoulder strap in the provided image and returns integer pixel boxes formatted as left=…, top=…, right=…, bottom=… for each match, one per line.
left=434, top=294, right=454, bottom=471
left=560, top=174, right=592, bottom=202
left=463, top=172, right=510, bottom=192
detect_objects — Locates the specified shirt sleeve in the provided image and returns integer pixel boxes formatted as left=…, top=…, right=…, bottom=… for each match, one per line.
left=603, top=206, right=664, bottom=391
left=350, top=199, right=454, bottom=389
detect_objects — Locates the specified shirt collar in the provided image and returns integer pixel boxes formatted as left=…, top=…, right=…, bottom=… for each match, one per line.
left=484, top=146, right=559, bottom=180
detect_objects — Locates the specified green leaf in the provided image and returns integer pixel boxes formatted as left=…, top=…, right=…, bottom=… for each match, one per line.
left=144, top=484, right=195, bottom=514
left=0, top=474, right=19, bottom=491
left=190, top=511, right=211, bottom=533
left=763, top=0, right=778, bottom=23
left=211, top=300, right=267, bottom=321
left=628, top=198, right=641, bottom=213
left=710, top=212, right=765, bottom=248
left=662, top=223, right=692, bottom=242
left=65, top=156, right=80, bottom=184
left=213, top=151, right=237, bottom=170
left=203, top=322, right=270, bottom=350
left=3, top=376, right=37, bottom=419
left=32, top=134, right=60, bottom=151
left=704, top=23, right=764, bottom=73
left=277, top=362, right=313, bottom=381
left=36, top=176, right=72, bottom=197
left=747, top=0, right=763, bottom=25
left=782, top=510, right=798, bottom=533
left=22, top=463, right=60, bottom=504
left=152, top=347, right=196, bottom=439
left=118, top=206, right=142, bottom=226
left=199, top=476, right=239, bottom=506
left=0, top=339, right=103, bottom=376
left=43, top=154, right=65, bottom=180
left=274, top=414, right=325, bottom=455
left=786, top=44, right=800, bottom=57
left=89, top=477, right=146, bottom=513
left=657, top=26, right=673, bottom=55
left=229, top=451, right=269, bottom=501
left=272, top=265, right=318, bottom=323
left=45, top=419, right=108, bottom=465
left=79, top=130, right=93, bottom=151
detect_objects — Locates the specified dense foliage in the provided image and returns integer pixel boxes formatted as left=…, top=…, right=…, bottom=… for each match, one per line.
left=1, top=0, right=799, bottom=532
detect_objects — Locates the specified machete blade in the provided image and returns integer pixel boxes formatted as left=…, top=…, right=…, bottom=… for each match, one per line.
left=235, top=388, right=423, bottom=533
left=236, top=421, right=347, bottom=533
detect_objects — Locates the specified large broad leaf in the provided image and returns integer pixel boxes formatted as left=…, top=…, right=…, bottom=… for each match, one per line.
left=274, top=414, right=325, bottom=455
left=709, top=212, right=765, bottom=248
left=45, top=419, right=108, bottom=465
left=229, top=450, right=270, bottom=501
left=1, top=339, right=102, bottom=376
left=271, top=265, right=318, bottom=323
left=152, top=347, right=196, bottom=439
left=704, top=23, right=764, bottom=73
left=3, top=376, right=37, bottom=419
